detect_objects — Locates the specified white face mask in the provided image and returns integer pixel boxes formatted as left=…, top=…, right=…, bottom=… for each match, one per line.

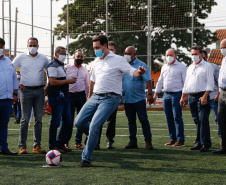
left=221, top=48, right=226, bottom=56
left=58, top=54, right=66, bottom=63
left=0, top=49, right=4, bottom=57
left=166, top=56, right=174, bottom=64
left=124, top=55, right=132, bottom=63
left=192, top=55, right=200, bottom=63
left=28, top=47, right=38, bottom=55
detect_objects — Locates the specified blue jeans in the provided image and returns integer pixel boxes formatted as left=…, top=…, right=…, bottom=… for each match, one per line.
left=163, top=92, right=184, bottom=142
left=188, top=93, right=211, bottom=147
left=74, top=94, right=120, bottom=162
left=0, top=99, right=12, bottom=150
left=208, top=99, right=221, bottom=138
left=14, top=100, right=21, bottom=120
left=124, top=99, right=152, bottom=142
left=48, top=96, right=71, bottom=149
left=68, top=92, right=86, bottom=145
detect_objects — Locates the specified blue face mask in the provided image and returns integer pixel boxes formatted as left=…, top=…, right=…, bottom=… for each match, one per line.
left=94, top=49, right=104, bottom=58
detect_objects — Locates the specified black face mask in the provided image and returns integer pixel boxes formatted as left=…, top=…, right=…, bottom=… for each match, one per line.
left=75, top=59, right=84, bottom=65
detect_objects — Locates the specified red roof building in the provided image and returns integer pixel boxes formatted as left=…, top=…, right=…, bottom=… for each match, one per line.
left=208, top=29, right=226, bottom=66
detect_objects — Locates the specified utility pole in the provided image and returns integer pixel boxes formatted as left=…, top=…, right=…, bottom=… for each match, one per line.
left=67, top=0, right=69, bottom=64
left=31, top=0, right=34, bottom=37
left=50, top=0, right=53, bottom=60
left=191, top=0, right=194, bottom=47
left=14, top=7, right=18, bottom=57
left=105, top=0, right=108, bottom=37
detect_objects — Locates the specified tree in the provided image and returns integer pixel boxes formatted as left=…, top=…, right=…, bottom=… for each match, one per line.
left=54, top=0, right=217, bottom=70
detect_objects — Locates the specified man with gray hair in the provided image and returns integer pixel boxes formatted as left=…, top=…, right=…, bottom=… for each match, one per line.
left=13, top=37, right=49, bottom=154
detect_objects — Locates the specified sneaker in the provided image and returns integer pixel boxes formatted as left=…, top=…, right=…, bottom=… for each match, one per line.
left=164, top=140, right=175, bottom=146
left=145, top=141, right=153, bottom=150
left=79, top=160, right=92, bottom=167
left=33, top=145, right=46, bottom=153
left=53, top=147, right=64, bottom=153
left=19, top=146, right=27, bottom=154
left=106, top=141, right=114, bottom=149
left=172, top=140, right=185, bottom=147
left=75, top=143, right=84, bottom=150
left=59, top=145, right=72, bottom=152
left=124, top=141, right=138, bottom=149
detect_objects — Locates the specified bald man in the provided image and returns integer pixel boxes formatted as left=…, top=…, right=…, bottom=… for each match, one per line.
left=65, top=51, right=90, bottom=150
left=123, top=46, right=154, bottom=150
left=154, top=48, right=187, bottom=147
left=213, top=39, right=226, bottom=154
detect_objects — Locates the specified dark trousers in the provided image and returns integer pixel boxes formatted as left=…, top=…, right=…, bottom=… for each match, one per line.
left=98, top=108, right=117, bottom=144
left=48, top=96, right=71, bottom=149
left=14, top=100, right=21, bottom=120
left=218, top=90, right=226, bottom=148
left=0, top=99, right=12, bottom=150
left=68, top=92, right=86, bottom=145
left=124, top=99, right=152, bottom=142
left=188, top=93, right=211, bottom=147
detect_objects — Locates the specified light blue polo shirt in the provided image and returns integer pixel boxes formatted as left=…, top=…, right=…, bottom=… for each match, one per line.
left=122, top=58, right=151, bottom=103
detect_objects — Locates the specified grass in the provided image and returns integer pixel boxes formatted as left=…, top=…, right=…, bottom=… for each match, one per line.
left=1, top=110, right=226, bottom=185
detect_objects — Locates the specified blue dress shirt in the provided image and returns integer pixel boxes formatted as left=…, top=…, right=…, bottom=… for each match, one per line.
left=0, top=56, right=18, bottom=99
left=122, top=58, right=151, bottom=103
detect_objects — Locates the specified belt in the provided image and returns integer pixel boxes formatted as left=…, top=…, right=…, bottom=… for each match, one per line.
left=95, top=92, right=120, bottom=97
left=165, top=91, right=182, bottom=94
left=69, top=91, right=85, bottom=95
left=25, top=85, right=45, bottom=90
left=189, top=91, right=205, bottom=97
left=220, top=87, right=226, bottom=91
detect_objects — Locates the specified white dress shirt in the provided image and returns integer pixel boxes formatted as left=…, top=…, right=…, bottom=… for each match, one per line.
left=218, top=57, right=226, bottom=91
left=13, top=52, right=49, bottom=86
left=182, top=59, right=214, bottom=94
left=90, top=52, right=136, bottom=95
left=155, top=60, right=187, bottom=93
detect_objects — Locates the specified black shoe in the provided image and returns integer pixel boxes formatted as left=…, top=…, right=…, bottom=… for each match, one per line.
left=200, top=145, right=210, bottom=152
left=79, top=160, right=92, bottom=167
left=106, top=141, right=114, bottom=149
left=14, top=119, right=20, bottom=124
left=190, top=145, right=201, bottom=150
left=124, top=141, right=138, bottom=149
left=1, top=149, right=18, bottom=155
left=95, top=145, right=100, bottom=150
left=212, top=148, right=226, bottom=154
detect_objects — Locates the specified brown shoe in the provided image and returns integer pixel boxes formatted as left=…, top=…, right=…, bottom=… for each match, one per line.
left=75, top=143, right=84, bottom=150
left=124, top=141, right=138, bottom=149
left=145, top=141, right=153, bottom=150
left=33, top=145, right=46, bottom=153
left=164, top=140, right=175, bottom=146
left=19, top=146, right=27, bottom=154
left=65, top=144, right=73, bottom=150
left=53, top=147, right=64, bottom=153
left=59, top=145, right=72, bottom=152
left=172, top=140, right=185, bottom=147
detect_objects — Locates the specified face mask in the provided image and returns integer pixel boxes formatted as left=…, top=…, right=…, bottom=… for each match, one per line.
left=17, top=75, right=20, bottom=79
left=192, top=55, right=200, bottom=63
left=166, top=56, right=174, bottom=64
left=75, top=59, right=84, bottom=65
left=94, top=49, right=104, bottom=58
left=28, top=47, right=38, bottom=55
left=124, top=55, right=132, bottom=63
left=58, top=55, right=66, bottom=63
left=0, top=49, right=4, bottom=57
left=221, top=49, right=226, bottom=56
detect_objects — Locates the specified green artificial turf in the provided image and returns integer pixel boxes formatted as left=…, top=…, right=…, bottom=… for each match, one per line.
left=1, top=110, right=225, bottom=185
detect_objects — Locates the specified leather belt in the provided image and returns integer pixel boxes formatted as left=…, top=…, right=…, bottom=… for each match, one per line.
left=165, top=91, right=182, bottom=94
left=95, top=92, right=120, bottom=97
left=189, top=91, right=205, bottom=96
left=25, top=85, right=45, bottom=90
left=69, top=91, right=85, bottom=95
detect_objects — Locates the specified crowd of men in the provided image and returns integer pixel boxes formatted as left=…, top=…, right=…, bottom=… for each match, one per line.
left=0, top=35, right=226, bottom=168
